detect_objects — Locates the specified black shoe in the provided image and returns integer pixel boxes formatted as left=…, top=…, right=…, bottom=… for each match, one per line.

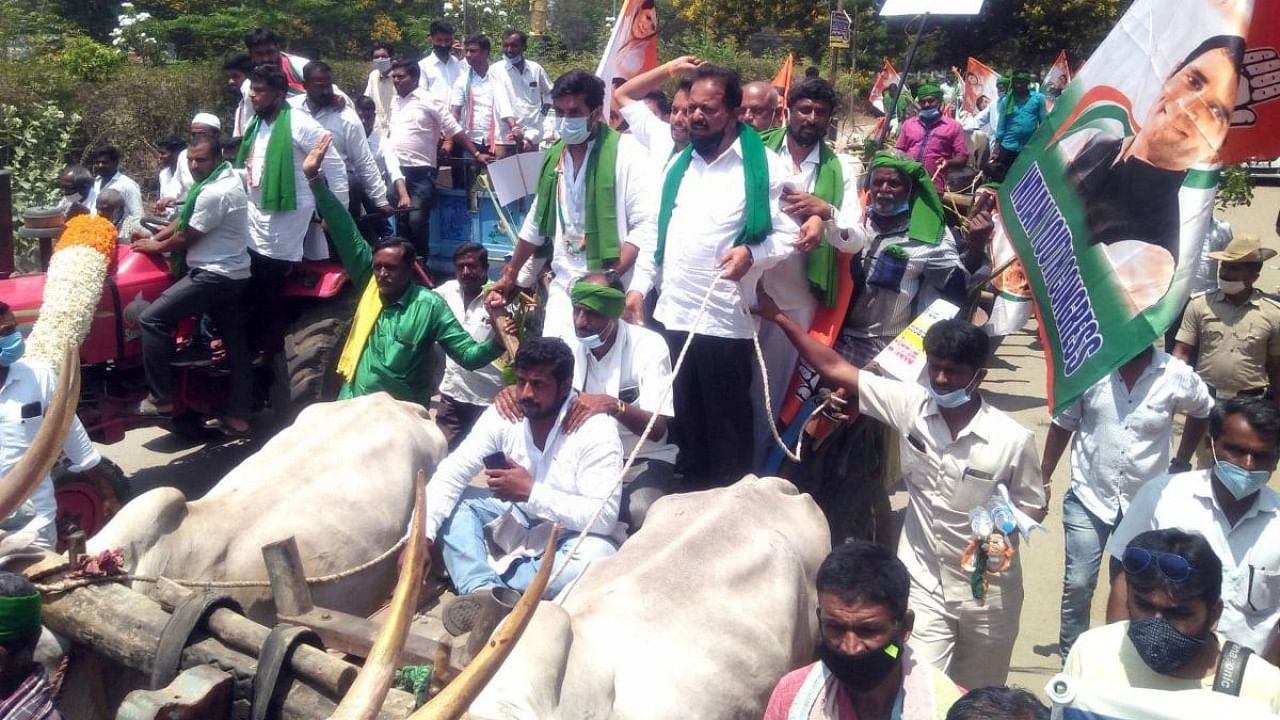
left=441, top=587, right=519, bottom=637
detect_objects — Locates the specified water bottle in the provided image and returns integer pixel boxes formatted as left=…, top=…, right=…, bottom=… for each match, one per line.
left=969, top=507, right=994, bottom=538
left=989, top=496, right=1017, bottom=535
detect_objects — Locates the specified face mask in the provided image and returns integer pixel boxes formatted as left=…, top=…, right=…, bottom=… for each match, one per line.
left=816, top=639, right=902, bottom=692
left=577, top=332, right=605, bottom=350
left=556, top=116, right=592, bottom=145
left=1217, top=278, right=1247, bottom=295
left=869, top=199, right=911, bottom=218
left=1127, top=617, right=1205, bottom=674
left=1211, top=440, right=1272, bottom=500
left=62, top=191, right=83, bottom=204
left=928, top=375, right=978, bottom=409
left=918, top=107, right=942, bottom=123
left=0, top=332, right=25, bottom=367
left=505, top=52, right=524, bottom=64
left=372, top=57, right=392, bottom=74
left=433, top=45, right=452, bottom=60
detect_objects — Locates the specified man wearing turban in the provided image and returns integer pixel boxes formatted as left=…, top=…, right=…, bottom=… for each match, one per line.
left=894, top=83, right=970, bottom=193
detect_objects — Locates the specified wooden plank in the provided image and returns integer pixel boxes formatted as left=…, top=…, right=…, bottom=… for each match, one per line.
left=262, top=538, right=315, bottom=618
left=280, top=608, right=451, bottom=667
left=116, top=665, right=234, bottom=720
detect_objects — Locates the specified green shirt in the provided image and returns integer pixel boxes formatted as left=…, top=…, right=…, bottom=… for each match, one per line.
left=311, top=178, right=503, bottom=403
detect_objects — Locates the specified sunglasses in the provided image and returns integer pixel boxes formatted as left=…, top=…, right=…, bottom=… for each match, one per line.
left=1122, top=547, right=1193, bottom=583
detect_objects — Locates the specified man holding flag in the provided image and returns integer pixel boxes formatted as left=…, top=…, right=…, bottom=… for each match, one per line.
left=488, top=70, right=656, bottom=342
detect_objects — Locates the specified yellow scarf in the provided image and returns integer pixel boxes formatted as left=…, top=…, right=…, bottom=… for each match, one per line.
left=337, top=278, right=383, bottom=381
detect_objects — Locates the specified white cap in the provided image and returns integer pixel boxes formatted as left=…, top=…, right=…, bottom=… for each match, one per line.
left=191, top=112, right=222, bottom=131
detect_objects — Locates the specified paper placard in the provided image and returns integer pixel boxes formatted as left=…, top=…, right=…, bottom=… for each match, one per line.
left=871, top=299, right=960, bottom=381
left=486, top=151, right=545, bottom=207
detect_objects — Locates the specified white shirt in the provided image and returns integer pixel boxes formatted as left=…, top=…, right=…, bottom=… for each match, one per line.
left=450, top=67, right=515, bottom=147
left=1053, top=351, right=1214, bottom=523
left=859, top=373, right=1045, bottom=603
left=289, top=95, right=388, bottom=206
left=494, top=57, right=552, bottom=145
left=435, top=279, right=505, bottom=406
left=0, top=360, right=100, bottom=531
left=424, top=393, right=623, bottom=542
left=619, top=102, right=675, bottom=162
left=389, top=88, right=463, bottom=169
left=184, top=164, right=252, bottom=280
left=365, top=129, right=404, bottom=186
left=233, top=53, right=313, bottom=137
left=88, top=172, right=144, bottom=224
left=1107, top=470, right=1280, bottom=657
left=158, top=163, right=186, bottom=218
left=572, top=321, right=678, bottom=465
left=761, top=141, right=869, bottom=313
left=243, top=109, right=337, bottom=261
left=629, top=136, right=796, bottom=339
left=364, top=68, right=396, bottom=134
left=419, top=52, right=463, bottom=104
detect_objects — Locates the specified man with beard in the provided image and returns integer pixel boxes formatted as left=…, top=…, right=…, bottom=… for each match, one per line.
left=436, top=243, right=507, bottom=449
left=614, top=55, right=701, bottom=161
left=625, top=64, right=808, bottom=488
left=301, top=136, right=502, bottom=404
left=741, top=80, right=782, bottom=132
left=1104, top=398, right=1280, bottom=665
left=87, top=145, right=142, bottom=229
left=419, top=20, right=464, bottom=104
left=754, top=77, right=867, bottom=468
left=233, top=29, right=332, bottom=137
left=488, top=70, right=655, bottom=341
left=427, top=337, right=623, bottom=631
left=1068, top=529, right=1280, bottom=711
left=764, top=541, right=961, bottom=719
left=895, top=84, right=969, bottom=193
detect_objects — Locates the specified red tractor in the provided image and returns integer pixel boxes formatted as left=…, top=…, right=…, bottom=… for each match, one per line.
left=2, top=236, right=355, bottom=545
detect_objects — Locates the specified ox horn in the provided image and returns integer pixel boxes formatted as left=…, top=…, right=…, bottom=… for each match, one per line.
left=329, top=471, right=430, bottom=720
left=409, top=524, right=561, bottom=720
left=0, top=344, right=80, bottom=522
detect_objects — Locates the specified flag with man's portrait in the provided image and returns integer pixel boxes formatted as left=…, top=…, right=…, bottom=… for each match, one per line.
left=869, top=59, right=900, bottom=113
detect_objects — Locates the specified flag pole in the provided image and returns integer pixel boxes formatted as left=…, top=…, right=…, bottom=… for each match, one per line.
left=876, top=12, right=930, bottom=148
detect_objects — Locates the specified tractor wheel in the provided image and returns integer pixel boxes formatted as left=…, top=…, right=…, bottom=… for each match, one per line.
left=270, top=293, right=355, bottom=424
left=53, top=458, right=130, bottom=551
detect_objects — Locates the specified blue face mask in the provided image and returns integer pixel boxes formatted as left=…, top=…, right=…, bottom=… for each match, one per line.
left=870, top=199, right=911, bottom=218
left=556, top=116, right=592, bottom=145
left=928, top=375, right=978, bottom=409
left=1211, top=440, right=1272, bottom=500
left=918, top=107, right=942, bottom=123
left=505, top=52, right=524, bottom=64
left=0, top=332, right=25, bottom=367
left=577, top=332, right=605, bottom=350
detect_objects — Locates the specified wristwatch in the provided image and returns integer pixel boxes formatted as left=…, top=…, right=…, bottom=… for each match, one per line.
left=613, top=398, right=626, bottom=417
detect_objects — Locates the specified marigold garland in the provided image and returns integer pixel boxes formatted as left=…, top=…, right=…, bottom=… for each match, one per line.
left=53, top=215, right=118, bottom=261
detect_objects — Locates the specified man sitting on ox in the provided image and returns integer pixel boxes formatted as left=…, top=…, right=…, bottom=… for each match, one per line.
left=425, top=337, right=623, bottom=638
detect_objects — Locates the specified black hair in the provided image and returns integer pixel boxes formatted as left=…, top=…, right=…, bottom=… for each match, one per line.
left=0, top=572, right=40, bottom=652
left=804, top=66, right=821, bottom=79
left=1175, top=35, right=1246, bottom=78
left=94, top=145, right=121, bottom=163
left=945, top=686, right=1049, bottom=720
left=815, top=541, right=910, bottom=622
left=464, top=34, right=491, bottom=53
left=1126, top=528, right=1222, bottom=607
left=689, top=64, right=743, bottom=109
left=1209, top=396, right=1280, bottom=444
left=220, top=137, right=241, bottom=156
left=391, top=59, right=421, bottom=81
left=302, top=60, right=333, bottom=82
left=223, top=52, right=254, bottom=75
left=244, top=28, right=281, bottom=49
left=503, top=29, right=528, bottom=47
left=429, top=20, right=455, bottom=37
left=372, top=237, right=417, bottom=267
left=514, top=337, right=574, bottom=384
left=186, top=136, right=220, bottom=157
left=249, top=64, right=289, bottom=92
left=371, top=40, right=394, bottom=56
left=789, top=77, right=839, bottom=113
left=551, top=70, right=605, bottom=110
left=453, top=241, right=489, bottom=264
left=675, top=78, right=693, bottom=96
left=159, top=136, right=186, bottom=153
left=643, top=89, right=671, bottom=116
left=353, top=94, right=376, bottom=112
left=924, top=319, right=989, bottom=370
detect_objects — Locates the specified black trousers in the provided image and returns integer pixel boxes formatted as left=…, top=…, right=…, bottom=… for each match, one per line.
left=139, top=269, right=251, bottom=418
left=401, top=165, right=437, bottom=260
left=664, top=331, right=755, bottom=488
left=246, top=249, right=296, bottom=355
left=436, top=394, right=489, bottom=451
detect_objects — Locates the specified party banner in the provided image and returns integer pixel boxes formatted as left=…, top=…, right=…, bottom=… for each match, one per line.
left=1220, top=0, right=1280, bottom=162
left=869, top=59, right=901, bottom=113
left=597, top=0, right=659, bottom=114
left=962, top=57, right=1001, bottom=115
left=1043, top=50, right=1072, bottom=101
left=998, top=0, right=1261, bottom=413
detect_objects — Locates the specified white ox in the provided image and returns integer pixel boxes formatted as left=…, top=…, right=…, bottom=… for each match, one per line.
left=88, top=393, right=444, bottom=624
left=468, top=475, right=831, bottom=719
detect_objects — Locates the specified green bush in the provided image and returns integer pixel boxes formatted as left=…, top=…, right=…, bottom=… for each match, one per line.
left=1216, top=164, right=1254, bottom=212
left=0, top=101, right=81, bottom=267
left=57, top=35, right=126, bottom=82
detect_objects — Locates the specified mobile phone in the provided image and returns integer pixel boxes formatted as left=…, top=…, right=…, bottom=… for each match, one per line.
left=483, top=452, right=510, bottom=470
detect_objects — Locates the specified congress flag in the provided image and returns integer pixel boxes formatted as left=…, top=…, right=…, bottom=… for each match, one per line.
left=962, top=57, right=1002, bottom=115
left=869, top=59, right=901, bottom=113
left=1219, top=0, right=1280, bottom=162
left=998, top=0, right=1268, bottom=413
left=597, top=0, right=659, bottom=114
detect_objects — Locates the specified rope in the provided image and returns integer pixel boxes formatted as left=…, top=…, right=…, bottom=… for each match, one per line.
left=35, top=533, right=411, bottom=595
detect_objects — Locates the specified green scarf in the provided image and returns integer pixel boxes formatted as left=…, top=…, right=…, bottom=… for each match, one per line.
left=868, top=152, right=945, bottom=245
left=761, top=127, right=845, bottom=307
left=235, top=106, right=297, bottom=212
left=170, top=161, right=230, bottom=278
left=1001, top=71, right=1032, bottom=118
left=655, top=122, right=770, bottom=267
left=0, top=592, right=41, bottom=643
left=532, top=125, right=621, bottom=269
left=570, top=281, right=625, bottom=318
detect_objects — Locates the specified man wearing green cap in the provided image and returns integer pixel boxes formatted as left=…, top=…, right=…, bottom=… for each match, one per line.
left=991, top=70, right=1046, bottom=179
left=0, top=573, right=57, bottom=718
left=895, top=84, right=970, bottom=193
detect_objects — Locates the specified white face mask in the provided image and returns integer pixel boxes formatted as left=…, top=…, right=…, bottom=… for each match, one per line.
left=372, top=57, right=392, bottom=74
left=577, top=332, right=605, bottom=350
left=1218, top=277, right=1248, bottom=295
left=555, top=115, right=592, bottom=145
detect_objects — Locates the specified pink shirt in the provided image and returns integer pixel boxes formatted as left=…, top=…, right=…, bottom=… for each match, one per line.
left=764, top=664, right=858, bottom=720
left=894, top=116, right=968, bottom=193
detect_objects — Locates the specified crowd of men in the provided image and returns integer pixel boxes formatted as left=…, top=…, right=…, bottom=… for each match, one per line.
left=7, top=19, right=1280, bottom=717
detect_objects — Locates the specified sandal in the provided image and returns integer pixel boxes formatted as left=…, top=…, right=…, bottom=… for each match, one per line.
left=129, top=397, right=174, bottom=417
left=203, top=416, right=251, bottom=438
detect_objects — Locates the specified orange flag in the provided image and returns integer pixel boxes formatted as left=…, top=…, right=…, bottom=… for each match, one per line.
left=772, top=53, right=795, bottom=109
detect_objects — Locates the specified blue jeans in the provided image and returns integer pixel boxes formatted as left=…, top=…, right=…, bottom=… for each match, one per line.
left=439, top=487, right=618, bottom=598
left=1059, top=487, right=1116, bottom=658
left=400, top=165, right=437, bottom=260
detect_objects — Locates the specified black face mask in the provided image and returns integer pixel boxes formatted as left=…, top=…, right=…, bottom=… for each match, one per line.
left=816, top=639, right=902, bottom=692
left=1127, top=617, right=1206, bottom=674
left=689, top=127, right=726, bottom=157
left=433, top=45, right=452, bottom=59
